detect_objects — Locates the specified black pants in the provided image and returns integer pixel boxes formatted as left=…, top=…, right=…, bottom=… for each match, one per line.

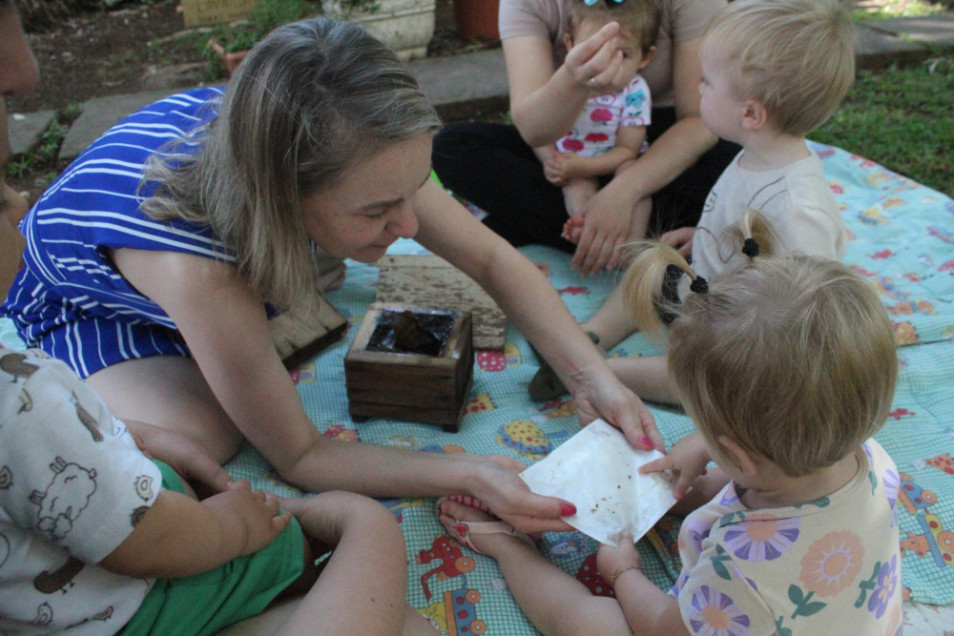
left=432, top=108, right=741, bottom=253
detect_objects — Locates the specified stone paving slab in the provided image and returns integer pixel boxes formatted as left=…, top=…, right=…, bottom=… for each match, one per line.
left=59, top=89, right=191, bottom=161
left=861, top=13, right=954, bottom=46
left=5, top=14, right=953, bottom=165
left=7, top=109, right=56, bottom=157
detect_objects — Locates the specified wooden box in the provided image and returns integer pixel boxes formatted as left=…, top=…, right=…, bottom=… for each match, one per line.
left=344, top=303, right=474, bottom=431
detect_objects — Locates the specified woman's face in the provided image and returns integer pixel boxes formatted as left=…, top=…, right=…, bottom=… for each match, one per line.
left=300, top=134, right=432, bottom=263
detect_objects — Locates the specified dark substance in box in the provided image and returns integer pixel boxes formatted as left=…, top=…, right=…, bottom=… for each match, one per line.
left=366, top=309, right=456, bottom=357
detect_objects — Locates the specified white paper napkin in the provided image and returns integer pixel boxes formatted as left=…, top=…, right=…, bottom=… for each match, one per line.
left=519, top=419, right=677, bottom=546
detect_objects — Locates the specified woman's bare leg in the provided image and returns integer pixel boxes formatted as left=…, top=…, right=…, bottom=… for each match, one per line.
left=88, top=355, right=244, bottom=464
left=277, top=493, right=439, bottom=636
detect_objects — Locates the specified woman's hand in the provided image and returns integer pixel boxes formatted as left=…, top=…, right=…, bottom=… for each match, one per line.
left=660, top=226, right=696, bottom=257
left=571, top=196, right=635, bottom=276
left=127, top=419, right=232, bottom=499
left=639, top=432, right=710, bottom=499
left=571, top=360, right=663, bottom=452
left=564, top=21, right=631, bottom=96
left=469, top=454, right=577, bottom=534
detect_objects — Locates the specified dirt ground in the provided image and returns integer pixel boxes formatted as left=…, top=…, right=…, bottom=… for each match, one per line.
left=7, top=0, right=479, bottom=115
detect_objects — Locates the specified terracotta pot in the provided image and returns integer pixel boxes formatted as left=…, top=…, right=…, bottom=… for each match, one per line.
left=453, top=0, right=500, bottom=41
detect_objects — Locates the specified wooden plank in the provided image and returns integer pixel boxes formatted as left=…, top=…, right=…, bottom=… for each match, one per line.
left=268, top=287, right=348, bottom=370
left=180, top=0, right=257, bottom=27
left=376, top=254, right=506, bottom=350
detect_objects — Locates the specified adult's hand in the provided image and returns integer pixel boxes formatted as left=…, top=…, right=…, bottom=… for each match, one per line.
left=571, top=362, right=663, bottom=452
left=468, top=454, right=577, bottom=534
left=571, top=191, right=635, bottom=276
left=127, top=419, right=232, bottom=498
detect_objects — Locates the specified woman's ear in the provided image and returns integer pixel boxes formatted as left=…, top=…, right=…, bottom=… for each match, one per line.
left=717, top=435, right=759, bottom=477
left=741, top=99, right=768, bottom=132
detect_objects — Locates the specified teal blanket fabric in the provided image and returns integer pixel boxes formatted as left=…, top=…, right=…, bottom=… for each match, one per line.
left=2, top=141, right=951, bottom=634
left=228, top=142, right=954, bottom=630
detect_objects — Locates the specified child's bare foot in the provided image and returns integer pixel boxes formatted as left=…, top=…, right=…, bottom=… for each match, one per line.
left=437, top=497, right=536, bottom=557
left=561, top=214, right=585, bottom=244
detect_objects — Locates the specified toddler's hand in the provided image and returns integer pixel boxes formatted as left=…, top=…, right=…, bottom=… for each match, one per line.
left=544, top=152, right=575, bottom=185
left=597, top=534, right=642, bottom=588
left=660, top=226, right=696, bottom=257
left=639, top=432, right=710, bottom=500
left=564, top=21, right=630, bottom=94
left=204, top=480, right=291, bottom=556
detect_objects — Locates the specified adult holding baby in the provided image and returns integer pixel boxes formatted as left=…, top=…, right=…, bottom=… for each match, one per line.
left=432, top=0, right=740, bottom=277
left=2, top=16, right=660, bottom=534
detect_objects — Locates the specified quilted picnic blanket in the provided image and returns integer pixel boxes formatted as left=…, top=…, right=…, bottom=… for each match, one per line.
left=2, top=141, right=952, bottom=634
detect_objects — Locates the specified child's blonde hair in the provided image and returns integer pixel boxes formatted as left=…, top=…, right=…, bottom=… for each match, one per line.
left=703, top=0, right=856, bottom=136
left=567, top=0, right=660, bottom=54
left=623, top=222, right=897, bottom=477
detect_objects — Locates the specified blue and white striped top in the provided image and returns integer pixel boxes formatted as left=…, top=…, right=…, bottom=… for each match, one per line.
left=2, top=87, right=232, bottom=378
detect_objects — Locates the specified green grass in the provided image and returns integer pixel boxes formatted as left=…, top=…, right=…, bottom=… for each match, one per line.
left=853, top=0, right=947, bottom=21
left=812, top=55, right=954, bottom=198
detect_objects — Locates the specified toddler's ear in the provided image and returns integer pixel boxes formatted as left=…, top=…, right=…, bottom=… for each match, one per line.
left=716, top=435, right=759, bottom=478
left=639, top=46, right=658, bottom=69
left=741, top=100, right=768, bottom=132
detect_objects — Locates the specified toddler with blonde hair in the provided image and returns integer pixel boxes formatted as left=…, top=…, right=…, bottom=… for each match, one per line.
left=531, top=0, right=858, bottom=404
left=440, top=228, right=902, bottom=635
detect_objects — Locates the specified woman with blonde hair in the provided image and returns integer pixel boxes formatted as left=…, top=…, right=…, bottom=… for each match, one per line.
left=2, top=16, right=660, bottom=533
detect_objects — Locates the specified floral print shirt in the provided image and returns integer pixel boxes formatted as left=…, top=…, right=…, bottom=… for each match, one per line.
left=672, top=439, right=902, bottom=636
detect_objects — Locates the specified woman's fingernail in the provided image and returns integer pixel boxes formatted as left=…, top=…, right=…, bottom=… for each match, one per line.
left=561, top=503, right=577, bottom=516
left=640, top=437, right=652, bottom=448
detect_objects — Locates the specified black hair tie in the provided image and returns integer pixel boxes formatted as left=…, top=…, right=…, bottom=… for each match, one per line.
left=742, top=238, right=760, bottom=258
left=655, top=264, right=684, bottom=325
left=689, top=275, right=709, bottom=294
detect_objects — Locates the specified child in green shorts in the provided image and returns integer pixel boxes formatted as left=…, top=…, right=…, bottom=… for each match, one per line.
left=0, top=3, right=436, bottom=634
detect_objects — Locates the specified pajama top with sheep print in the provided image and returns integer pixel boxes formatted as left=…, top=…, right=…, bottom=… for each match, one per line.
left=0, top=346, right=161, bottom=634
